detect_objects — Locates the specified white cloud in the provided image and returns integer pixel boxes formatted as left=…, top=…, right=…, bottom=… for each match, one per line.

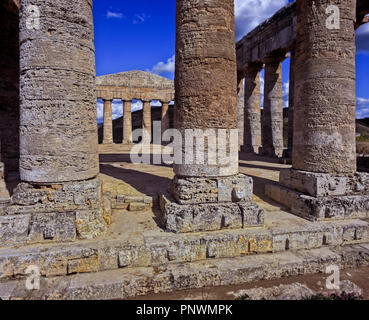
left=234, top=0, right=289, bottom=40
left=133, top=13, right=150, bottom=24
left=357, top=97, right=369, bottom=119
left=106, top=9, right=124, bottom=19
left=151, top=55, right=175, bottom=75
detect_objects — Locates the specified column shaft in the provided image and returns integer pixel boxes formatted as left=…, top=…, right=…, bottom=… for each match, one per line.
left=237, top=79, right=244, bottom=148
left=123, top=100, right=132, bottom=144
left=19, top=0, right=99, bottom=183
left=174, top=0, right=238, bottom=177
left=142, top=100, right=151, bottom=143
left=161, top=101, right=170, bottom=134
left=287, top=50, right=295, bottom=158
left=261, top=58, right=284, bottom=158
left=243, top=65, right=262, bottom=153
left=293, top=0, right=356, bottom=173
left=102, top=99, right=113, bottom=144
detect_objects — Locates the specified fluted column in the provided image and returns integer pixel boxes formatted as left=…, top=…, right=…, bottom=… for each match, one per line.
left=243, top=64, right=263, bottom=153
left=102, top=99, right=113, bottom=144
left=261, top=56, right=284, bottom=158
left=142, top=100, right=151, bottom=143
left=286, top=49, right=295, bottom=158
left=123, top=100, right=132, bottom=144
left=292, top=0, right=356, bottom=173
left=159, top=0, right=264, bottom=234
left=174, top=0, right=238, bottom=178
left=161, top=101, right=170, bottom=134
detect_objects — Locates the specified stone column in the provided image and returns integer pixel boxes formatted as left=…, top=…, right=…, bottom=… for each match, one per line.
left=243, top=64, right=263, bottom=154
left=102, top=99, right=113, bottom=144
left=266, top=0, right=368, bottom=222
left=161, top=101, right=170, bottom=134
left=123, top=100, right=132, bottom=144
left=142, top=100, right=151, bottom=143
left=260, top=56, right=284, bottom=158
left=160, top=0, right=264, bottom=233
left=292, top=0, right=356, bottom=174
left=286, top=50, right=295, bottom=159
left=7, top=0, right=107, bottom=245
left=237, top=78, right=244, bottom=149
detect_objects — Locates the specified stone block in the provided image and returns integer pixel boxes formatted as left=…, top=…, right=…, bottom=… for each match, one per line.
left=28, top=212, right=76, bottom=243
left=291, top=195, right=369, bottom=221
left=280, top=169, right=348, bottom=197
left=118, top=250, right=132, bottom=268
left=160, top=194, right=264, bottom=233
left=172, top=174, right=253, bottom=205
left=0, top=215, right=30, bottom=246
left=75, top=209, right=107, bottom=240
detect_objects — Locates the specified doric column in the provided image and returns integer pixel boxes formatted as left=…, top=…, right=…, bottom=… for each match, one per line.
left=161, top=101, right=170, bottom=134
left=160, top=0, right=264, bottom=233
left=266, top=0, right=368, bottom=222
left=292, top=0, right=356, bottom=174
left=8, top=0, right=106, bottom=244
left=237, top=79, right=244, bottom=149
left=19, top=0, right=99, bottom=183
left=243, top=64, right=263, bottom=153
left=142, top=100, right=151, bottom=143
left=123, top=100, right=132, bottom=144
left=286, top=49, right=295, bottom=159
left=260, top=56, right=285, bottom=158
left=102, top=99, right=113, bottom=144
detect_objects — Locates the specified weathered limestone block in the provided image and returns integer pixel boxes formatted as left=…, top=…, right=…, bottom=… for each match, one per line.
left=28, top=212, right=76, bottom=243
left=160, top=194, right=264, bottom=233
left=280, top=169, right=349, bottom=197
left=292, top=195, right=369, bottom=221
left=9, top=178, right=101, bottom=213
left=0, top=215, right=30, bottom=245
left=75, top=209, right=107, bottom=240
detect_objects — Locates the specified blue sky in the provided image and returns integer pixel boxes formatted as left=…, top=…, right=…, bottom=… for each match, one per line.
left=93, top=0, right=369, bottom=121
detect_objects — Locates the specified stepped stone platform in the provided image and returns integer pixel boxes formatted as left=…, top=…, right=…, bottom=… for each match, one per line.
left=1, top=151, right=369, bottom=299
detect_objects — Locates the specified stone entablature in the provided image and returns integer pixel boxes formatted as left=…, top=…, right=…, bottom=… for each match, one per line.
left=96, top=70, right=174, bottom=102
left=236, top=0, right=369, bottom=70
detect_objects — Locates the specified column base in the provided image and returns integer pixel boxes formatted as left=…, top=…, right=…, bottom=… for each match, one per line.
left=102, top=141, right=114, bottom=145
left=159, top=174, right=265, bottom=233
left=0, top=177, right=108, bottom=247
left=259, top=146, right=284, bottom=158
left=266, top=169, right=369, bottom=222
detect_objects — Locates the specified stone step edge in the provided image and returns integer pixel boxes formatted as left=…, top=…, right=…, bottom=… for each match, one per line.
left=1, top=219, right=369, bottom=281
left=1, top=243, right=369, bottom=300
